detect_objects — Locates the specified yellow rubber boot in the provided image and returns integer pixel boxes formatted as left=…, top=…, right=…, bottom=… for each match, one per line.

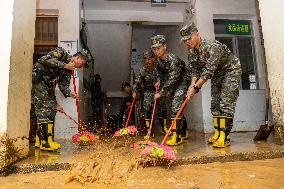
left=159, top=117, right=167, bottom=134
left=35, top=123, right=41, bottom=148
left=163, top=119, right=168, bottom=133
left=166, top=118, right=182, bottom=146
left=181, top=117, right=189, bottom=140
left=213, top=116, right=231, bottom=148
left=144, top=118, right=152, bottom=140
left=35, top=135, right=41, bottom=148
left=208, top=116, right=220, bottom=144
left=48, top=121, right=61, bottom=149
left=39, top=123, right=59, bottom=151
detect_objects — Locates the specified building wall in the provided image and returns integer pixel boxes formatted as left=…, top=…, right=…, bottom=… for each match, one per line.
left=0, top=0, right=36, bottom=169
left=258, top=0, right=284, bottom=130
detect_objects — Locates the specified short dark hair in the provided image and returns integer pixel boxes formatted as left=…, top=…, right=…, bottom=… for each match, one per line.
left=73, top=52, right=87, bottom=61
left=121, top=81, right=131, bottom=91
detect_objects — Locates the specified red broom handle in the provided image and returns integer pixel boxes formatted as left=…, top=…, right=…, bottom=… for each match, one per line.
left=72, top=70, right=81, bottom=129
left=62, top=111, right=78, bottom=125
left=125, top=96, right=136, bottom=128
left=148, top=85, right=159, bottom=137
left=161, top=97, right=189, bottom=145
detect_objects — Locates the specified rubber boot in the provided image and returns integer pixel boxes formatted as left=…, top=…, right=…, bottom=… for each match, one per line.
left=158, top=117, right=167, bottom=134
left=40, top=122, right=59, bottom=151
left=181, top=116, right=189, bottom=140
left=208, top=116, right=220, bottom=144
left=48, top=121, right=61, bottom=149
left=144, top=118, right=153, bottom=140
left=166, top=118, right=183, bottom=146
left=34, top=122, right=41, bottom=148
left=213, top=116, right=232, bottom=148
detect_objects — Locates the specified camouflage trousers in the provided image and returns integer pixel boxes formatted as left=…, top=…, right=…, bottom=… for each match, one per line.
left=165, top=78, right=189, bottom=117
left=141, top=90, right=167, bottom=119
left=31, top=82, right=57, bottom=122
left=211, top=60, right=242, bottom=117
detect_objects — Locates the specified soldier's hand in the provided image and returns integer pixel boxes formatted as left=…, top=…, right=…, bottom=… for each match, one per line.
left=70, top=91, right=79, bottom=100
left=186, top=87, right=196, bottom=98
left=64, top=60, right=75, bottom=70
left=132, top=92, right=137, bottom=98
left=154, top=93, right=160, bottom=100
left=189, top=83, right=195, bottom=89
left=155, top=82, right=160, bottom=89
left=56, top=104, right=64, bottom=113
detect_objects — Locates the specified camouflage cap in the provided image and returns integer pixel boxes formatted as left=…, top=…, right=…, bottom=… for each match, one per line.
left=180, top=22, right=198, bottom=41
left=151, top=35, right=166, bottom=48
left=80, top=48, right=92, bottom=68
left=143, top=50, right=155, bottom=59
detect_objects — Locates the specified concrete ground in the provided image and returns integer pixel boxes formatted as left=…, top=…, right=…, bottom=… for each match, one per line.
left=8, top=131, right=284, bottom=174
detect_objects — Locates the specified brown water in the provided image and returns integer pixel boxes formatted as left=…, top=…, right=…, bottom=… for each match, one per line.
left=1, top=158, right=284, bottom=189
left=1, top=139, right=284, bottom=189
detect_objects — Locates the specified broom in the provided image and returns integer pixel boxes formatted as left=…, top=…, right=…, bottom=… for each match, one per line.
left=131, top=85, right=159, bottom=148
left=71, top=70, right=97, bottom=143
left=113, top=96, right=138, bottom=137
left=141, top=97, right=190, bottom=161
left=145, top=85, right=159, bottom=140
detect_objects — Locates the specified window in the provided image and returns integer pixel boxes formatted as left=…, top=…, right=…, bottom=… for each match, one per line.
left=34, top=16, right=58, bottom=62
left=214, top=19, right=257, bottom=90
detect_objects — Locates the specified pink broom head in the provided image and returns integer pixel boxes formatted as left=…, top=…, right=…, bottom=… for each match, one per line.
left=72, top=131, right=97, bottom=143
left=130, top=140, right=158, bottom=149
left=141, top=144, right=176, bottom=161
left=113, top=125, right=138, bottom=138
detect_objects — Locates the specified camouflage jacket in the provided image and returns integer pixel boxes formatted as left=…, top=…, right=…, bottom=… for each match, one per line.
left=156, top=52, right=188, bottom=97
left=32, top=47, right=72, bottom=97
left=187, top=39, right=241, bottom=81
left=133, top=66, right=158, bottom=93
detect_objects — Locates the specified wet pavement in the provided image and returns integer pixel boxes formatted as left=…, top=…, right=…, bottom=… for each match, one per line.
left=9, top=131, right=284, bottom=174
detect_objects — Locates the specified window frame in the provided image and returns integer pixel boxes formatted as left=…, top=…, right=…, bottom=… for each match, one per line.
left=214, top=19, right=259, bottom=90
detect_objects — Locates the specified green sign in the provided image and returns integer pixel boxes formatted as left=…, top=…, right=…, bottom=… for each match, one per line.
left=225, top=21, right=251, bottom=35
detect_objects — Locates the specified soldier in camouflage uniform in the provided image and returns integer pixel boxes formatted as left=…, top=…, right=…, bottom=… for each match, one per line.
left=32, top=47, right=89, bottom=151
left=151, top=35, right=190, bottom=146
left=132, top=50, right=167, bottom=139
left=180, top=23, right=242, bottom=148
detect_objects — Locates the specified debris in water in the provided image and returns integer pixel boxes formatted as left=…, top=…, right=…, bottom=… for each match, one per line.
left=113, top=125, right=138, bottom=138
left=72, top=131, right=97, bottom=143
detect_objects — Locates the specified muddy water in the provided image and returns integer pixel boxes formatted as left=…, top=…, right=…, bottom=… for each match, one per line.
left=1, top=158, right=284, bottom=188
left=0, top=137, right=284, bottom=189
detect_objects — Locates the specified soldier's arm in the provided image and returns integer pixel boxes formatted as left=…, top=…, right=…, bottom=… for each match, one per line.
left=200, top=44, right=222, bottom=81
left=133, top=67, right=145, bottom=93
left=58, top=71, right=72, bottom=98
left=155, top=60, right=164, bottom=87
left=159, top=57, right=182, bottom=97
left=38, top=47, right=69, bottom=68
left=188, top=48, right=201, bottom=79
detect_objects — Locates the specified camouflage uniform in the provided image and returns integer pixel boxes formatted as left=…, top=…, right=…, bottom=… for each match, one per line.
left=32, top=47, right=72, bottom=122
left=180, top=23, right=242, bottom=147
left=151, top=35, right=190, bottom=145
left=155, top=52, right=190, bottom=117
left=133, top=65, right=167, bottom=119
left=31, top=47, right=73, bottom=151
left=187, top=39, right=242, bottom=117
